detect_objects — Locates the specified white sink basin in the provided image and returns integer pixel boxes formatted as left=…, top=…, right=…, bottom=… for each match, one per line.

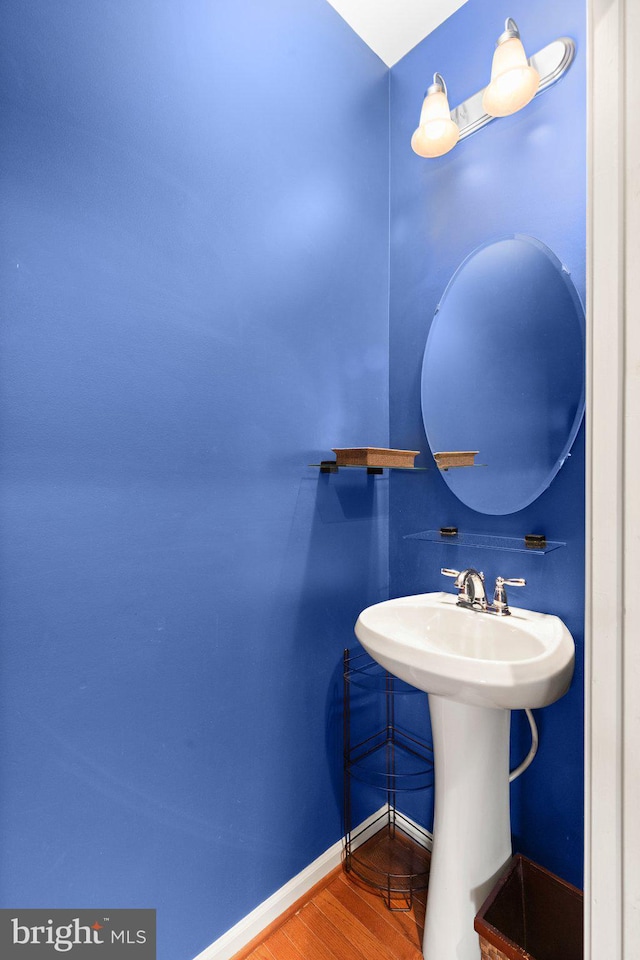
left=355, top=591, right=574, bottom=709
left=354, top=590, right=576, bottom=960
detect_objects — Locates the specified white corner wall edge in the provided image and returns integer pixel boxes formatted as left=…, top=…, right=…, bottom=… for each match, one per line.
left=587, top=1, right=640, bottom=959
left=193, top=806, right=433, bottom=960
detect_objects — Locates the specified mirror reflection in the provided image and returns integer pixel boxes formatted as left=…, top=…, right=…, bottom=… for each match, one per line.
left=421, top=236, right=585, bottom=515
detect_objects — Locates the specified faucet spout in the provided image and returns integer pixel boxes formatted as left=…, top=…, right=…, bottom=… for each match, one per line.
left=454, top=568, right=487, bottom=610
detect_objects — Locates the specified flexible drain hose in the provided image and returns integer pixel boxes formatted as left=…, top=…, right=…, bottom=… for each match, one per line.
left=509, top=708, right=539, bottom=783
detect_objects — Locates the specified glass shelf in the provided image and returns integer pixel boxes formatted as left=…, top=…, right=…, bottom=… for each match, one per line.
left=436, top=464, right=487, bottom=471
left=309, top=461, right=486, bottom=474
left=405, top=530, right=566, bottom=555
left=310, top=461, right=428, bottom=474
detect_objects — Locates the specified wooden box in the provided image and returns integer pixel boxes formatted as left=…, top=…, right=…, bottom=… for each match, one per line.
left=474, top=854, right=583, bottom=960
left=433, top=450, right=478, bottom=469
left=332, top=447, right=420, bottom=468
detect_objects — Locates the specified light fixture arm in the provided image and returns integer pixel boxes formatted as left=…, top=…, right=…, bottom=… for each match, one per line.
left=428, top=72, right=447, bottom=96
left=451, top=36, right=575, bottom=142
left=499, top=18, right=520, bottom=43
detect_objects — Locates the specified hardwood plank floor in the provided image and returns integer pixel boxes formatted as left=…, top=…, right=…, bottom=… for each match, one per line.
left=233, top=833, right=429, bottom=960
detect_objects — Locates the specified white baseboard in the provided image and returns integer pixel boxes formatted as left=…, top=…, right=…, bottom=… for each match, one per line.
left=192, top=806, right=387, bottom=960
left=393, top=807, right=434, bottom=850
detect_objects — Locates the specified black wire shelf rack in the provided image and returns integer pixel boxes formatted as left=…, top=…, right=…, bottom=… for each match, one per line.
left=343, top=648, right=434, bottom=910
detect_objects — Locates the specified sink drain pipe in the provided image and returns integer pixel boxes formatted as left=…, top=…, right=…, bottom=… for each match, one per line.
left=509, top=709, right=539, bottom=782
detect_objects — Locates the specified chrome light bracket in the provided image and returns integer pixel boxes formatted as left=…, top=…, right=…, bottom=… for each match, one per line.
left=451, top=37, right=576, bottom=142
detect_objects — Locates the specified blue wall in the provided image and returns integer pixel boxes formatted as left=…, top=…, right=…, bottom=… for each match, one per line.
left=389, top=0, right=585, bottom=888
left=0, top=0, right=587, bottom=953
left=0, top=2, right=389, bottom=957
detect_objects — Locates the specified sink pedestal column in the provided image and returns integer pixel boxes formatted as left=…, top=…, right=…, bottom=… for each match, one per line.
left=423, top=695, right=512, bottom=960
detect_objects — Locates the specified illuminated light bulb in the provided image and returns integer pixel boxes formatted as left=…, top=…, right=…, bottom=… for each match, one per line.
left=411, top=73, right=459, bottom=159
left=482, top=18, right=540, bottom=118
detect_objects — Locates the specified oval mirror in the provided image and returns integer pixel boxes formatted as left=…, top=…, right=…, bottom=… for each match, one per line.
left=421, top=236, right=585, bottom=515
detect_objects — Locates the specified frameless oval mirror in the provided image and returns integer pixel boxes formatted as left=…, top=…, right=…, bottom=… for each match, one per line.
left=421, top=236, right=585, bottom=515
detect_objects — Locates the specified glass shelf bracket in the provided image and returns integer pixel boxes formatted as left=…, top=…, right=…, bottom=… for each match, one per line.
left=310, top=461, right=429, bottom=475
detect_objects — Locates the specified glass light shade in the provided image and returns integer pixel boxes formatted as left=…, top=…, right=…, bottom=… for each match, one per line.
left=411, top=89, right=459, bottom=159
left=482, top=36, right=540, bottom=117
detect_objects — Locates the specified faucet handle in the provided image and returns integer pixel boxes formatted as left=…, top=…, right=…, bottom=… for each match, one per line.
left=493, top=576, right=526, bottom=615
left=441, top=568, right=461, bottom=578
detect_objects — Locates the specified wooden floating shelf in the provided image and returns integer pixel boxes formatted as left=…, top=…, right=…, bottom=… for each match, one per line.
left=434, top=450, right=479, bottom=470
left=333, top=447, right=420, bottom=469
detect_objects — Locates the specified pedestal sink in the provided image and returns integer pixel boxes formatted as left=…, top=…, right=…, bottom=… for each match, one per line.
left=354, top=591, right=575, bottom=960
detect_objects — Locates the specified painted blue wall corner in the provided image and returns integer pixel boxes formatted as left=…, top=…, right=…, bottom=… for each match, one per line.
left=0, top=0, right=587, bottom=955
left=389, top=0, right=586, bottom=889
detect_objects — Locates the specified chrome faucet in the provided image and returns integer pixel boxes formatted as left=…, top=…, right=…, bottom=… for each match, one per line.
left=442, top=568, right=487, bottom=611
left=441, top=568, right=526, bottom=616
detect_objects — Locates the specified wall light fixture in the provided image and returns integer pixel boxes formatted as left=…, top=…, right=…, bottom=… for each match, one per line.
left=482, top=19, right=540, bottom=117
left=411, top=73, right=460, bottom=158
left=411, top=18, right=575, bottom=158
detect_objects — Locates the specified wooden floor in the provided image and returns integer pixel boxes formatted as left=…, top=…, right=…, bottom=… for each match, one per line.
left=239, top=870, right=426, bottom=960
left=233, top=832, right=429, bottom=960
